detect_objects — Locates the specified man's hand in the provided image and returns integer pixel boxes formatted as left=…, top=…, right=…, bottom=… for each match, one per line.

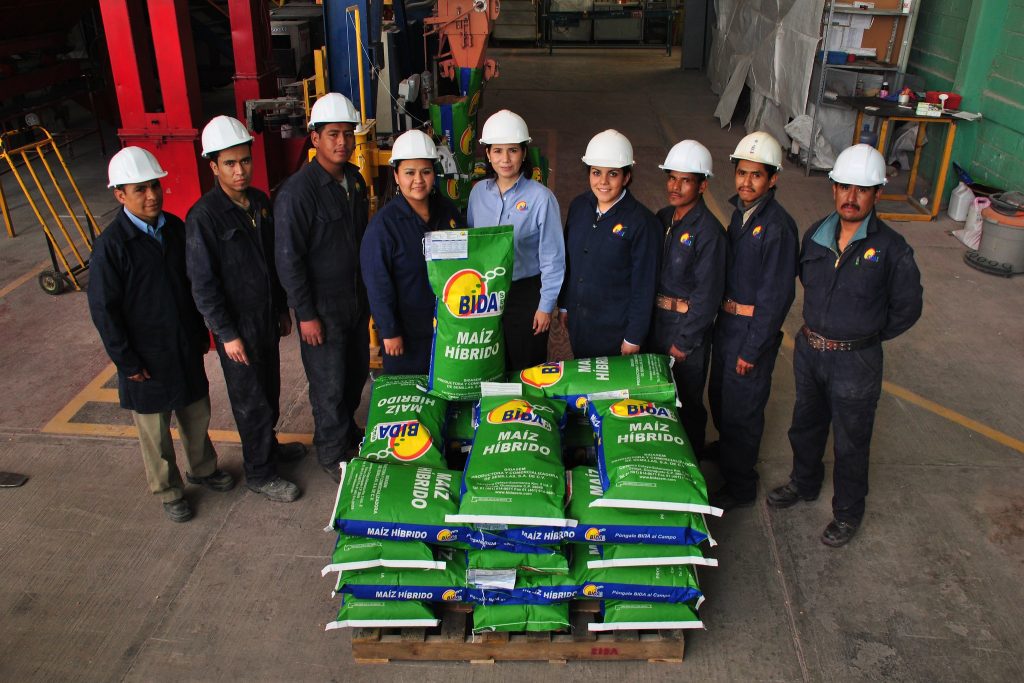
left=533, top=310, right=552, bottom=335
left=735, top=356, right=755, bottom=376
left=224, top=338, right=250, bottom=365
left=278, top=311, right=293, bottom=337
left=127, top=368, right=151, bottom=382
left=669, top=344, right=687, bottom=361
left=300, top=318, right=324, bottom=346
left=621, top=341, right=641, bottom=356
left=383, top=336, right=404, bottom=356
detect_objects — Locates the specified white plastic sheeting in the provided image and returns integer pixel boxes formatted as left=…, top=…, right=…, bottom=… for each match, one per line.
left=709, top=0, right=825, bottom=148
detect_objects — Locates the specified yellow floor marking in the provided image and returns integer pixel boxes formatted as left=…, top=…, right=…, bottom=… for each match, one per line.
left=0, top=259, right=50, bottom=299
left=780, top=333, right=1024, bottom=455
left=42, top=362, right=312, bottom=445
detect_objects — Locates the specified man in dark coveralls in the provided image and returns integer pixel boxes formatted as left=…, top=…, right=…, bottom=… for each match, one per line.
left=186, top=115, right=306, bottom=503
left=708, top=131, right=799, bottom=512
left=88, top=147, right=233, bottom=523
left=767, top=144, right=922, bottom=547
left=275, top=93, right=370, bottom=482
left=650, top=140, right=726, bottom=455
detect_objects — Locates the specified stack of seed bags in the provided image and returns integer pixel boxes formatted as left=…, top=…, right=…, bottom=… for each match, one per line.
left=515, top=355, right=719, bottom=631
left=323, top=376, right=539, bottom=630
left=444, top=384, right=578, bottom=632
left=579, top=389, right=720, bottom=631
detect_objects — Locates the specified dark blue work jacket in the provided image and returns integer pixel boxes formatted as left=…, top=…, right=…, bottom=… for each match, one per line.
left=87, top=211, right=210, bottom=413
left=360, top=193, right=465, bottom=340
left=274, top=159, right=369, bottom=325
left=723, top=188, right=799, bottom=363
left=561, top=189, right=659, bottom=354
left=800, top=210, right=923, bottom=341
left=185, top=185, right=286, bottom=343
left=655, top=199, right=727, bottom=355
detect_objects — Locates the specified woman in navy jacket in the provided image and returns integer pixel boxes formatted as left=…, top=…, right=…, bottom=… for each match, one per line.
left=559, top=129, right=659, bottom=359
left=360, top=130, right=465, bottom=374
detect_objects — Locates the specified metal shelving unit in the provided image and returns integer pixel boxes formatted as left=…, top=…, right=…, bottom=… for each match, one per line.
left=803, top=0, right=922, bottom=174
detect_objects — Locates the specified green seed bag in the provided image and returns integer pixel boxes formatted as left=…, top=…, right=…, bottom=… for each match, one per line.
left=572, top=545, right=705, bottom=605
left=584, top=544, right=716, bottom=570
left=326, top=595, right=437, bottom=630
left=334, top=547, right=470, bottom=603
left=321, top=533, right=446, bottom=575
left=590, top=600, right=703, bottom=632
left=426, top=225, right=514, bottom=400
left=472, top=602, right=570, bottom=633
left=447, top=390, right=574, bottom=528
left=516, top=354, right=678, bottom=411
left=359, top=375, right=448, bottom=469
left=588, top=399, right=721, bottom=516
left=326, top=460, right=550, bottom=554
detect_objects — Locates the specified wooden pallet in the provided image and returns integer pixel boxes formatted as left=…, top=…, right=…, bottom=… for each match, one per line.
left=351, top=601, right=685, bottom=664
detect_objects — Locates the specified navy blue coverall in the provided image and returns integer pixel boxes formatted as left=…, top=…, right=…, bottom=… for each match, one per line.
left=709, top=188, right=799, bottom=502
left=89, top=211, right=210, bottom=413
left=651, top=199, right=727, bottom=452
left=560, top=189, right=660, bottom=359
left=360, top=192, right=464, bottom=375
left=186, top=185, right=287, bottom=487
left=275, top=160, right=369, bottom=467
left=788, top=210, right=922, bottom=523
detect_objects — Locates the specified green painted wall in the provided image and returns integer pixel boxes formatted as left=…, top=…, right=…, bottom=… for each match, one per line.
left=905, top=0, right=1022, bottom=202
left=908, top=0, right=969, bottom=89
left=973, top=0, right=1024, bottom=190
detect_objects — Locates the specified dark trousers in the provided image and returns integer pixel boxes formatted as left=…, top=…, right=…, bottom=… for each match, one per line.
left=788, top=334, right=883, bottom=523
left=216, top=322, right=281, bottom=486
left=709, top=315, right=783, bottom=501
left=299, top=312, right=369, bottom=466
left=383, top=334, right=432, bottom=375
left=651, top=312, right=713, bottom=452
left=503, top=275, right=548, bottom=372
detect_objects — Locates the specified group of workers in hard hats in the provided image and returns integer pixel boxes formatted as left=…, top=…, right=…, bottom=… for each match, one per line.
left=87, top=91, right=922, bottom=547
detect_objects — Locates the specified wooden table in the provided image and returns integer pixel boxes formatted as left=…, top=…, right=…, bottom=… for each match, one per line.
left=838, top=96, right=960, bottom=222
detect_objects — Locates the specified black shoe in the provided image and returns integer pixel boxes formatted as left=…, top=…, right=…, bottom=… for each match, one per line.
left=274, top=442, right=309, bottom=463
left=709, top=487, right=756, bottom=512
left=163, top=498, right=193, bottom=523
left=321, top=461, right=342, bottom=484
left=766, top=482, right=818, bottom=509
left=247, top=476, right=301, bottom=502
left=821, top=519, right=860, bottom=547
left=186, top=469, right=235, bottom=492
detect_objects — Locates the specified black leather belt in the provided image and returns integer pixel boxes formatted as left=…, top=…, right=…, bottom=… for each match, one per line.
left=800, top=325, right=879, bottom=352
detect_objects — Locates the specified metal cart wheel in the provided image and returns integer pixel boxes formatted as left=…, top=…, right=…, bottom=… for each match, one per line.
left=38, top=270, right=66, bottom=296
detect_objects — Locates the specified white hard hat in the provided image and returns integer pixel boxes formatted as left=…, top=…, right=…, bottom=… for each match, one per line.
left=829, top=143, right=888, bottom=187
left=659, top=140, right=714, bottom=177
left=479, top=109, right=531, bottom=145
left=201, top=115, right=254, bottom=158
left=390, top=130, right=438, bottom=165
left=581, top=129, right=634, bottom=168
left=730, top=131, right=784, bottom=171
left=107, top=146, right=168, bottom=188
left=307, top=92, right=360, bottom=131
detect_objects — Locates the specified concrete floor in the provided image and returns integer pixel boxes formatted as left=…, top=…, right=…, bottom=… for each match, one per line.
left=1, top=48, right=1023, bottom=682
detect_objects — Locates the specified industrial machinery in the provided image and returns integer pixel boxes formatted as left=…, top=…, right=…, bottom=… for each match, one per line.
left=95, top=0, right=507, bottom=214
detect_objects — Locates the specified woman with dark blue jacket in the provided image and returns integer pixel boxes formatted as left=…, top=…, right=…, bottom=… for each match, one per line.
left=559, top=129, right=659, bottom=359
left=360, top=130, right=465, bottom=374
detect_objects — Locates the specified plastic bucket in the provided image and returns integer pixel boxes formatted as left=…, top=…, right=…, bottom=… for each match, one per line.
left=979, top=207, right=1024, bottom=274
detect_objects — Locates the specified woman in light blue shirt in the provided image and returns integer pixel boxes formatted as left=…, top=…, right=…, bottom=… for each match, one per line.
left=467, top=109, right=565, bottom=371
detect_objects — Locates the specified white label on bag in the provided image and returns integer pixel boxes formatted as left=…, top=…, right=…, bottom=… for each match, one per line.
left=424, top=230, right=469, bottom=260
